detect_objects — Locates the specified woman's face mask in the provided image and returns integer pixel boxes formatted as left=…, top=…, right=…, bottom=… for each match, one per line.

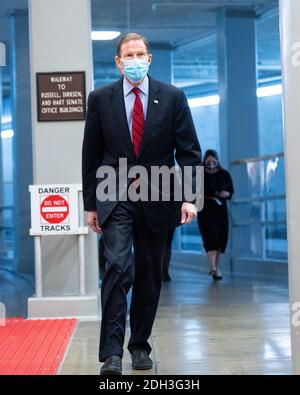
left=205, top=160, right=219, bottom=170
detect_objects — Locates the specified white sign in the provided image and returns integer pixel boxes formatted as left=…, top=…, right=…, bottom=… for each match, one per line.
left=29, top=184, right=88, bottom=235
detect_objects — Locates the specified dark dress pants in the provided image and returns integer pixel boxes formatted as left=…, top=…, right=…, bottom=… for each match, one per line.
left=162, top=228, right=175, bottom=276
left=99, top=200, right=167, bottom=362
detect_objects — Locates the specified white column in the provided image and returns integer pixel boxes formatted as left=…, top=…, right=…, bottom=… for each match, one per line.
left=279, top=0, right=300, bottom=375
left=28, top=0, right=99, bottom=319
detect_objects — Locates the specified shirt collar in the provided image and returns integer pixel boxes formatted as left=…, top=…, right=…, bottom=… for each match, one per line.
left=123, top=75, right=149, bottom=97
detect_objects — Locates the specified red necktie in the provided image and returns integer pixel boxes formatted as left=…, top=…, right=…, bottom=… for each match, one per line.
left=132, top=87, right=144, bottom=157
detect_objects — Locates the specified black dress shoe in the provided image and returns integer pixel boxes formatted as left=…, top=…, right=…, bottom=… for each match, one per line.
left=100, top=355, right=122, bottom=375
left=131, top=350, right=153, bottom=370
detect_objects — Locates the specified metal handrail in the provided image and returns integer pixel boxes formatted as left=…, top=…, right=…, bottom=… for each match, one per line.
left=231, top=152, right=284, bottom=165
left=232, top=194, right=286, bottom=204
left=232, top=220, right=286, bottom=227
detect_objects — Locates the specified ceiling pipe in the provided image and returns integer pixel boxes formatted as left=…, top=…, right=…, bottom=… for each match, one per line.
left=152, top=1, right=278, bottom=12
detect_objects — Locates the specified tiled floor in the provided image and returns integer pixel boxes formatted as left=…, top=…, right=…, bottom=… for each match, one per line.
left=59, top=260, right=291, bottom=375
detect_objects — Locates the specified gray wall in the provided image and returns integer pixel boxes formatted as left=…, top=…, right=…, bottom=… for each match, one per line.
left=280, top=0, right=300, bottom=375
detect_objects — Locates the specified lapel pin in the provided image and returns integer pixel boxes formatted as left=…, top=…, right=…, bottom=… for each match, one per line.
left=154, top=99, right=159, bottom=104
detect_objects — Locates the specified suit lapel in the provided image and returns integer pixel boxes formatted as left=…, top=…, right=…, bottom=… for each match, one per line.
left=136, top=76, right=162, bottom=159
left=111, top=78, right=135, bottom=158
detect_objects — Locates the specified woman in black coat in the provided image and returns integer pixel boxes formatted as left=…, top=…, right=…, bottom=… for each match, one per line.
left=197, top=149, right=234, bottom=280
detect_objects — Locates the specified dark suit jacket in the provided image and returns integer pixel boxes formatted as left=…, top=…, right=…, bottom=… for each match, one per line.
left=82, top=75, right=202, bottom=231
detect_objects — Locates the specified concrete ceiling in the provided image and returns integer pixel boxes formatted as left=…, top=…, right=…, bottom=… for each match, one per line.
left=0, top=0, right=281, bottom=95
left=91, top=0, right=278, bottom=46
left=91, top=0, right=281, bottom=89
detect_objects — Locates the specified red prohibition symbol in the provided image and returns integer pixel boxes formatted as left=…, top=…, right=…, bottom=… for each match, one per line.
left=40, top=195, right=69, bottom=224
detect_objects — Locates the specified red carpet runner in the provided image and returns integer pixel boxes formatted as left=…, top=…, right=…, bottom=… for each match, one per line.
left=0, top=318, right=77, bottom=375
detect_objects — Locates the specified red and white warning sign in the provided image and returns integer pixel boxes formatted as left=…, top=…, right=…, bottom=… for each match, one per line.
left=40, top=194, right=69, bottom=224
left=29, top=184, right=87, bottom=235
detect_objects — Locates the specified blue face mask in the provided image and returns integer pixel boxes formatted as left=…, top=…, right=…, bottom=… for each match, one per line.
left=123, top=59, right=150, bottom=83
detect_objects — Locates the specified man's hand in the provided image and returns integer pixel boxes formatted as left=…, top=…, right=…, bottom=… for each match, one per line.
left=181, top=202, right=197, bottom=225
left=87, top=211, right=102, bottom=233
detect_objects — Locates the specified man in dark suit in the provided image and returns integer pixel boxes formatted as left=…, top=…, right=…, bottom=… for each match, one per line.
left=82, top=33, right=202, bottom=375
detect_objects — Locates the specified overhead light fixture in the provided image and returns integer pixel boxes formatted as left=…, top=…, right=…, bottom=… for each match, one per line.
left=188, top=95, right=220, bottom=108
left=91, top=31, right=121, bottom=41
left=257, top=84, right=282, bottom=98
left=1, top=129, right=14, bottom=139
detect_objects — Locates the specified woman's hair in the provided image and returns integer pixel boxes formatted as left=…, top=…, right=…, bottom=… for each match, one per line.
left=203, top=149, right=222, bottom=168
